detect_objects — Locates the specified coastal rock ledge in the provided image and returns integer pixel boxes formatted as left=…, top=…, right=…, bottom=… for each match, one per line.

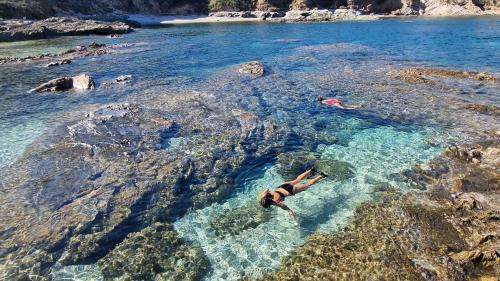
left=0, top=17, right=131, bottom=42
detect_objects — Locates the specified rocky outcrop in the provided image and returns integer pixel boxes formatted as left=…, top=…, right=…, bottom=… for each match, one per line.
left=0, top=92, right=290, bottom=279
left=0, top=42, right=118, bottom=65
left=0, top=17, right=131, bottom=42
left=98, top=223, right=209, bottom=281
left=29, top=74, right=95, bottom=92
left=263, top=142, right=500, bottom=280
left=238, top=61, right=265, bottom=76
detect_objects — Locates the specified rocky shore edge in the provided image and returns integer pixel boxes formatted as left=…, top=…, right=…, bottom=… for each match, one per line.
left=0, top=17, right=132, bottom=42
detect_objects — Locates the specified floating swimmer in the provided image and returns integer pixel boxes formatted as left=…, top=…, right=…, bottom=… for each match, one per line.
left=317, top=96, right=361, bottom=109
left=259, top=168, right=327, bottom=223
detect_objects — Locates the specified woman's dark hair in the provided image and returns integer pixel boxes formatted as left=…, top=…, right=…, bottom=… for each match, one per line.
left=317, top=96, right=325, bottom=102
left=259, top=193, right=273, bottom=208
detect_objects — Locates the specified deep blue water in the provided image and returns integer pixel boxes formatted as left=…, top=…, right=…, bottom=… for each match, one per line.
left=0, top=16, right=499, bottom=280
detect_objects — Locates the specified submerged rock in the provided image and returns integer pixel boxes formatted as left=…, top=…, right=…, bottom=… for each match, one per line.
left=464, top=104, right=500, bottom=116
left=210, top=201, right=273, bottom=237
left=276, top=151, right=355, bottom=181
left=98, top=223, right=209, bottom=281
left=29, top=73, right=95, bottom=92
left=276, top=151, right=317, bottom=180
left=263, top=142, right=500, bottom=280
left=388, top=67, right=497, bottom=85
left=238, top=61, right=265, bottom=76
left=0, top=92, right=290, bottom=279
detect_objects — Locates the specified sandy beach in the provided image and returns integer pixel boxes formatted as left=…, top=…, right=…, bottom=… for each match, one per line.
left=127, top=14, right=263, bottom=25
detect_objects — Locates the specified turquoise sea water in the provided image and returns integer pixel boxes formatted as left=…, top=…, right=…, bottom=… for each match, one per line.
left=1, top=17, right=499, bottom=280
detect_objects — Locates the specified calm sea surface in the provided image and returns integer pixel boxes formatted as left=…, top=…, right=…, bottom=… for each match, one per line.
left=0, top=17, right=499, bottom=280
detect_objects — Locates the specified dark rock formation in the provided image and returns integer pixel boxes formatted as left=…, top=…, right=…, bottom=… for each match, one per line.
left=0, top=92, right=290, bottom=279
left=238, top=61, right=265, bottom=76
left=46, top=59, right=72, bottom=67
left=98, top=223, right=209, bottom=281
left=263, top=142, right=500, bottom=280
left=0, top=17, right=131, bottom=42
left=29, top=73, right=95, bottom=92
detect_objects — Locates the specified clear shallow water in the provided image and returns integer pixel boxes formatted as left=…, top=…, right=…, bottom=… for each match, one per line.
left=0, top=16, right=499, bottom=281
left=174, top=126, right=440, bottom=280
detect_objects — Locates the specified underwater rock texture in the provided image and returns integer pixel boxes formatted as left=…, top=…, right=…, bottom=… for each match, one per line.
left=0, top=91, right=291, bottom=279
left=210, top=201, right=274, bottom=237
left=98, top=223, right=209, bottom=281
left=388, top=68, right=497, bottom=85
left=276, top=151, right=355, bottom=181
left=263, top=142, right=500, bottom=280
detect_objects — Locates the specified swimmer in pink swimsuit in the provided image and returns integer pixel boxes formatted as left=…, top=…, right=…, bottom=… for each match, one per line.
left=317, top=96, right=361, bottom=110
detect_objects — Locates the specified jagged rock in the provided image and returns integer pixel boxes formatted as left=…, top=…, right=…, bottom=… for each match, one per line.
left=238, top=61, right=265, bottom=76
left=98, top=223, right=209, bottom=281
left=210, top=201, right=273, bottom=237
left=29, top=73, right=95, bottom=92
left=46, top=59, right=72, bottom=67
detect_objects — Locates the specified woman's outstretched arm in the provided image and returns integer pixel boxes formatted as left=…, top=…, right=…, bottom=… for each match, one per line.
left=276, top=202, right=297, bottom=222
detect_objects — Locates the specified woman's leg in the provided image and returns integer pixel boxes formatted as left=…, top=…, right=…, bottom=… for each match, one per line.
left=292, top=176, right=323, bottom=194
left=286, top=169, right=312, bottom=186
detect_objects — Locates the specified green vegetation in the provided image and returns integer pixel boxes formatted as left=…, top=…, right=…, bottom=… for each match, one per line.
left=0, top=0, right=54, bottom=19
left=208, top=0, right=255, bottom=11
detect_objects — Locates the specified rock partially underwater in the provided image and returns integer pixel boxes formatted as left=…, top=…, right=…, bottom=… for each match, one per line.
left=0, top=42, right=116, bottom=65
left=0, top=92, right=291, bottom=280
left=238, top=61, right=265, bottom=77
left=29, top=73, right=95, bottom=92
left=263, top=142, right=500, bottom=281
left=388, top=67, right=497, bottom=85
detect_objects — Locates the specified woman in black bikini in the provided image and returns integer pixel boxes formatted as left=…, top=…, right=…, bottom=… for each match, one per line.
left=259, top=169, right=327, bottom=222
